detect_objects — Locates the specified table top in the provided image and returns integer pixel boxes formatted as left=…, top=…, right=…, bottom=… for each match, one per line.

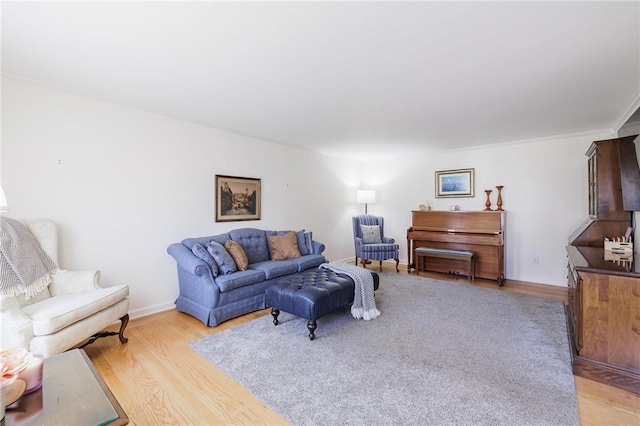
left=3, top=349, right=128, bottom=426
left=567, top=245, right=639, bottom=276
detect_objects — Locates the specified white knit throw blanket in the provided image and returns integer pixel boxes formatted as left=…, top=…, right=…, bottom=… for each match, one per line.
left=319, top=261, right=381, bottom=320
left=0, top=217, right=58, bottom=299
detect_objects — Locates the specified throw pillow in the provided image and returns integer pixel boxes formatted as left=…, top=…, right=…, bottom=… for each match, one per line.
left=191, top=243, right=219, bottom=277
left=268, top=231, right=302, bottom=261
left=207, top=241, right=237, bottom=275
left=225, top=240, right=249, bottom=271
left=304, top=231, right=314, bottom=255
left=360, top=224, right=382, bottom=244
left=296, top=230, right=310, bottom=256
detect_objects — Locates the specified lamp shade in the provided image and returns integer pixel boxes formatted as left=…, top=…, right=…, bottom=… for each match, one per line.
left=356, top=190, right=376, bottom=204
left=0, top=186, right=8, bottom=212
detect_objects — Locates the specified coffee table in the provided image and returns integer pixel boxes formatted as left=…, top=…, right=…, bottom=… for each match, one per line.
left=2, top=349, right=128, bottom=426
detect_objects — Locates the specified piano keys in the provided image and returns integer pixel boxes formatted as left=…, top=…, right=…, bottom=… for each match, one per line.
left=407, top=210, right=506, bottom=285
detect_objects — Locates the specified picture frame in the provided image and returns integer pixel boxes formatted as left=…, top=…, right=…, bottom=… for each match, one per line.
left=435, top=168, right=475, bottom=198
left=215, top=175, right=261, bottom=222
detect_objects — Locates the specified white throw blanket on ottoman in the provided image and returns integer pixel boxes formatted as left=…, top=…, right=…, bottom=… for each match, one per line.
left=319, top=261, right=380, bottom=320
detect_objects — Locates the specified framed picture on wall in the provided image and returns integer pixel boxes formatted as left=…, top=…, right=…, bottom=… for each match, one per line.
left=215, top=175, right=261, bottom=222
left=435, top=168, right=475, bottom=198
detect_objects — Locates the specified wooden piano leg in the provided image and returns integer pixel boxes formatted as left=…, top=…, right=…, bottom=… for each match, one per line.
left=407, top=236, right=412, bottom=273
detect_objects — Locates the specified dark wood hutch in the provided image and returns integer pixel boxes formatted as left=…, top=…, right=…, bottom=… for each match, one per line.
left=566, top=135, right=640, bottom=394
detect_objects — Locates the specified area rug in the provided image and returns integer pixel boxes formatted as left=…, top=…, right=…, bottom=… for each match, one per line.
left=191, top=273, right=579, bottom=426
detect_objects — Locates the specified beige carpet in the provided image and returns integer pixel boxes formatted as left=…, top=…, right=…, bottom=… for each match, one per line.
left=192, top=272, right=579, bottom=426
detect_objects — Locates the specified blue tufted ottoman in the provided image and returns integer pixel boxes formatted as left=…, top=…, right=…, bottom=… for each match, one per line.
left=265, top=268, right=379, bottom=340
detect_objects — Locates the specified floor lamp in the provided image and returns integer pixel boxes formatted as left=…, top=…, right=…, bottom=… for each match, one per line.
left=356, top=189, right=376, bottom=214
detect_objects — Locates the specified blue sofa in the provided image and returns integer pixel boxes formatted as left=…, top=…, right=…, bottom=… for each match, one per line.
left=167, top=228, right=326, bottom=326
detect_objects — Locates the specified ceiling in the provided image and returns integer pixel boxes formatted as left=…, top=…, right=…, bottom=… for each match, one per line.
left=2, top=1, right=639, bottom=160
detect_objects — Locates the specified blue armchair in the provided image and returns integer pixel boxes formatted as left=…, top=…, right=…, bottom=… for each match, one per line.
left=352, top=215, right=399, bottom=272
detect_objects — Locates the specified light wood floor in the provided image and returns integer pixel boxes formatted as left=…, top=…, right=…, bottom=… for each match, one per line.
left=84, top=264, right=640, bottom=425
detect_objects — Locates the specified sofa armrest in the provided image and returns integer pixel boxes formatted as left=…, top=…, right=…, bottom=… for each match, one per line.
left=0, top=295, right=34, bottom=349
left=312, top=240, right=326, bottom=255
left=167, top=243, right=213, bottom=278
left=382, top=237, right=395, bottom=244
left=49, top=270, right=102, bottom=296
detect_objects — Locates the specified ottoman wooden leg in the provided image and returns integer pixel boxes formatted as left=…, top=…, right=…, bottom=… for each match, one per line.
left=271, top=308, right=280, bottom=326
left=307, top=320, right=317, bottom=340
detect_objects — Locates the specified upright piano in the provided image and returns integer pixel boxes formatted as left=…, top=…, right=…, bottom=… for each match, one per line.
left=407, top=210, right=506, bottom=285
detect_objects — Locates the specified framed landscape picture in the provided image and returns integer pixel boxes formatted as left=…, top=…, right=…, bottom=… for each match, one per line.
left=215, top=175, right=261, bottom=222
left=435, top=168, right=475, bottom=198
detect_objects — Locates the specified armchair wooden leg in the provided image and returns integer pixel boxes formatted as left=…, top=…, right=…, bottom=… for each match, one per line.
left=354, top=257, right=358, bottom=266
left=78, top=313, right=129, bottom=350
left=118, top=314, right=129, bottom=344
left=379, top=260, right=383, bottom=272
left=360, top=258, right=368, bottom=269
left=395, top=258, right=400, bottom=273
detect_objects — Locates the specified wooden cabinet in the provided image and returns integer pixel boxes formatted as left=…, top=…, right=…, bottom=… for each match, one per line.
left=567, top=135, right=640, bottom=394
left=566, top=253, right=581, bottom=350
left=566, top=247, right=640, bottom=394
left=571, top=137, right=637, bottom=247
left=586, top=139, right=629, bottom=221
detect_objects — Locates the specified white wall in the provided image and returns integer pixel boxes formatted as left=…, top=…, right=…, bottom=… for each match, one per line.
left=618, top=120, right=640, bottom=138
left=360, top=131, right=612, bottom=285
left=2, top=76, right=615, bottom=320
left=1, top=76, right=360, bottom=317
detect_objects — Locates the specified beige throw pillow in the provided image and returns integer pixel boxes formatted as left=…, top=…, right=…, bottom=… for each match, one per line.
left=268, top=232, right=301, bottom=261
left=225, top=240, right=249, bottom=271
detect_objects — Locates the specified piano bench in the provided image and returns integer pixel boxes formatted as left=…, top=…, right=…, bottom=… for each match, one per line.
left=415, top=247, right=476, bottom=281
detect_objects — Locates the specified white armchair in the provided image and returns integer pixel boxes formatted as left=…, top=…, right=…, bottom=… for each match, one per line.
left=0, top=219, right=129, bottom=357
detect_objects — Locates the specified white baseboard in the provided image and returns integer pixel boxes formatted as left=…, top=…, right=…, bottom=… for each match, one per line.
left=129, top=301, right=175, bottom=320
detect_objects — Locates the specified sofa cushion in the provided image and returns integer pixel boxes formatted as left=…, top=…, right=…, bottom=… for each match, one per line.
left=17, top=286, right=52, bottom=308
left=249, top=260, right=299, bottom=280
left=228, top=228, right=270, bottom=264
left=214, top=269, right=266, bottom=293
left=207, top=242, right=237, bottom=275
left=305, top=232, right=314, bottom=254
left=268, top=232, right=301, bottom=260
left=192, top=243, right=219, bottom=277
left=296, top=230, right=308, bottom=255
left=290, top=254, right=326, bottom=272
left=361, top=243, right=400, bottom=253
left=182, top=233, right=230, bottom=250
left=22, top=285, right=129, bottom=336
left=225, top=240, right=249, bottom=271
left=296, top=230, right=314, bottom=256
left=210, top=234, right=230, bottom=246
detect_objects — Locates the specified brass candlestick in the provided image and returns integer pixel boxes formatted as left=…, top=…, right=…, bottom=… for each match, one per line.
left=495, top=185, right=504, bottom=211
left=484, top=190, right=493, bottom=211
